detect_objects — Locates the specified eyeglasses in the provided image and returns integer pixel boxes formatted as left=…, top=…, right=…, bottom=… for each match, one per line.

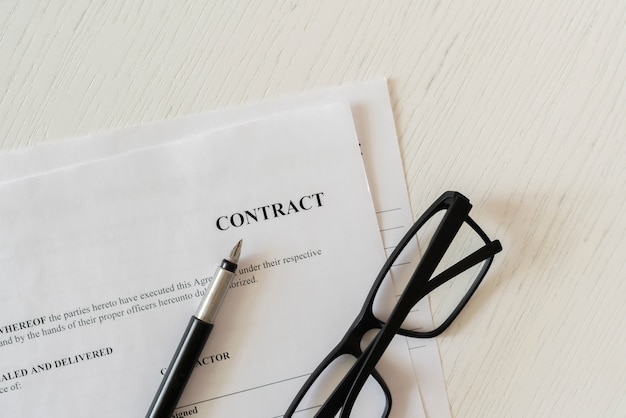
left=284, top=191, right=503, bottom=417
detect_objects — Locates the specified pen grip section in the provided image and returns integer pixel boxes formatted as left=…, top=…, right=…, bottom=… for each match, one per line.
left=146, top=317, right=213, bottom=418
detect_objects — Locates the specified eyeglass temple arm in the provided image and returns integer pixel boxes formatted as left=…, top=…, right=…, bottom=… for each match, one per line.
left=336, top=200, right=471, bottom=417
left=425, top=239, right=502, bottom=295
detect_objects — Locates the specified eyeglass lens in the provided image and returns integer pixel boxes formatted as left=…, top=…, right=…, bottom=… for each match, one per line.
left=373, top=208, right=490, bottom=333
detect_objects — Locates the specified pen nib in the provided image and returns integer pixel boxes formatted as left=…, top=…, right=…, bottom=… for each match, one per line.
left=228, top=240, right=243, bottom=264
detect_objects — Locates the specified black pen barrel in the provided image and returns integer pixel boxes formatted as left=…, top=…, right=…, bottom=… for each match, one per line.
left=146, top=317, right=213, bottom=418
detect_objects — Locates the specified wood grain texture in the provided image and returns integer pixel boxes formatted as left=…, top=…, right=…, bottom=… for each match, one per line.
left=1, top=1, right=624, bottom=417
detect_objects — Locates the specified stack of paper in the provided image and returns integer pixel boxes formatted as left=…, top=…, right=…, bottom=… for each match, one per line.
left=0, top=80, right=450, bottom=417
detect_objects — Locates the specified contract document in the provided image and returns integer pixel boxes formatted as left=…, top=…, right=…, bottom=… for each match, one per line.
left=0, top=103, right=422, bottom=417
left=0, top=79, right=449, bottom=417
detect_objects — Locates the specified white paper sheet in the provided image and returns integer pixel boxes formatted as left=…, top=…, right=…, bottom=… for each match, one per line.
left=0, top=79, right=449, bottom=417
left=0, top=103, right=424, bottom=417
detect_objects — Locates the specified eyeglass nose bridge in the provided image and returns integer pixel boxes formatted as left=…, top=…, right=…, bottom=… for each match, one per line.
left=308, top=332, right=394, bottom=418
left=338, top=308, right=387, bottom=357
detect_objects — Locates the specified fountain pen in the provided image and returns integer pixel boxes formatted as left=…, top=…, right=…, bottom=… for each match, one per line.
left=146, top=240, right=242, bottom=418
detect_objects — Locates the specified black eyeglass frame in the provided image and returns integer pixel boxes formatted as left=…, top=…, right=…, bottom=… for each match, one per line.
left=284, top=191, right=503, bottom=418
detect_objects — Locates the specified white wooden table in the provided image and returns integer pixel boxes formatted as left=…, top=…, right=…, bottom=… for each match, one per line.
left=1, top=2, right=624, bottom=417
